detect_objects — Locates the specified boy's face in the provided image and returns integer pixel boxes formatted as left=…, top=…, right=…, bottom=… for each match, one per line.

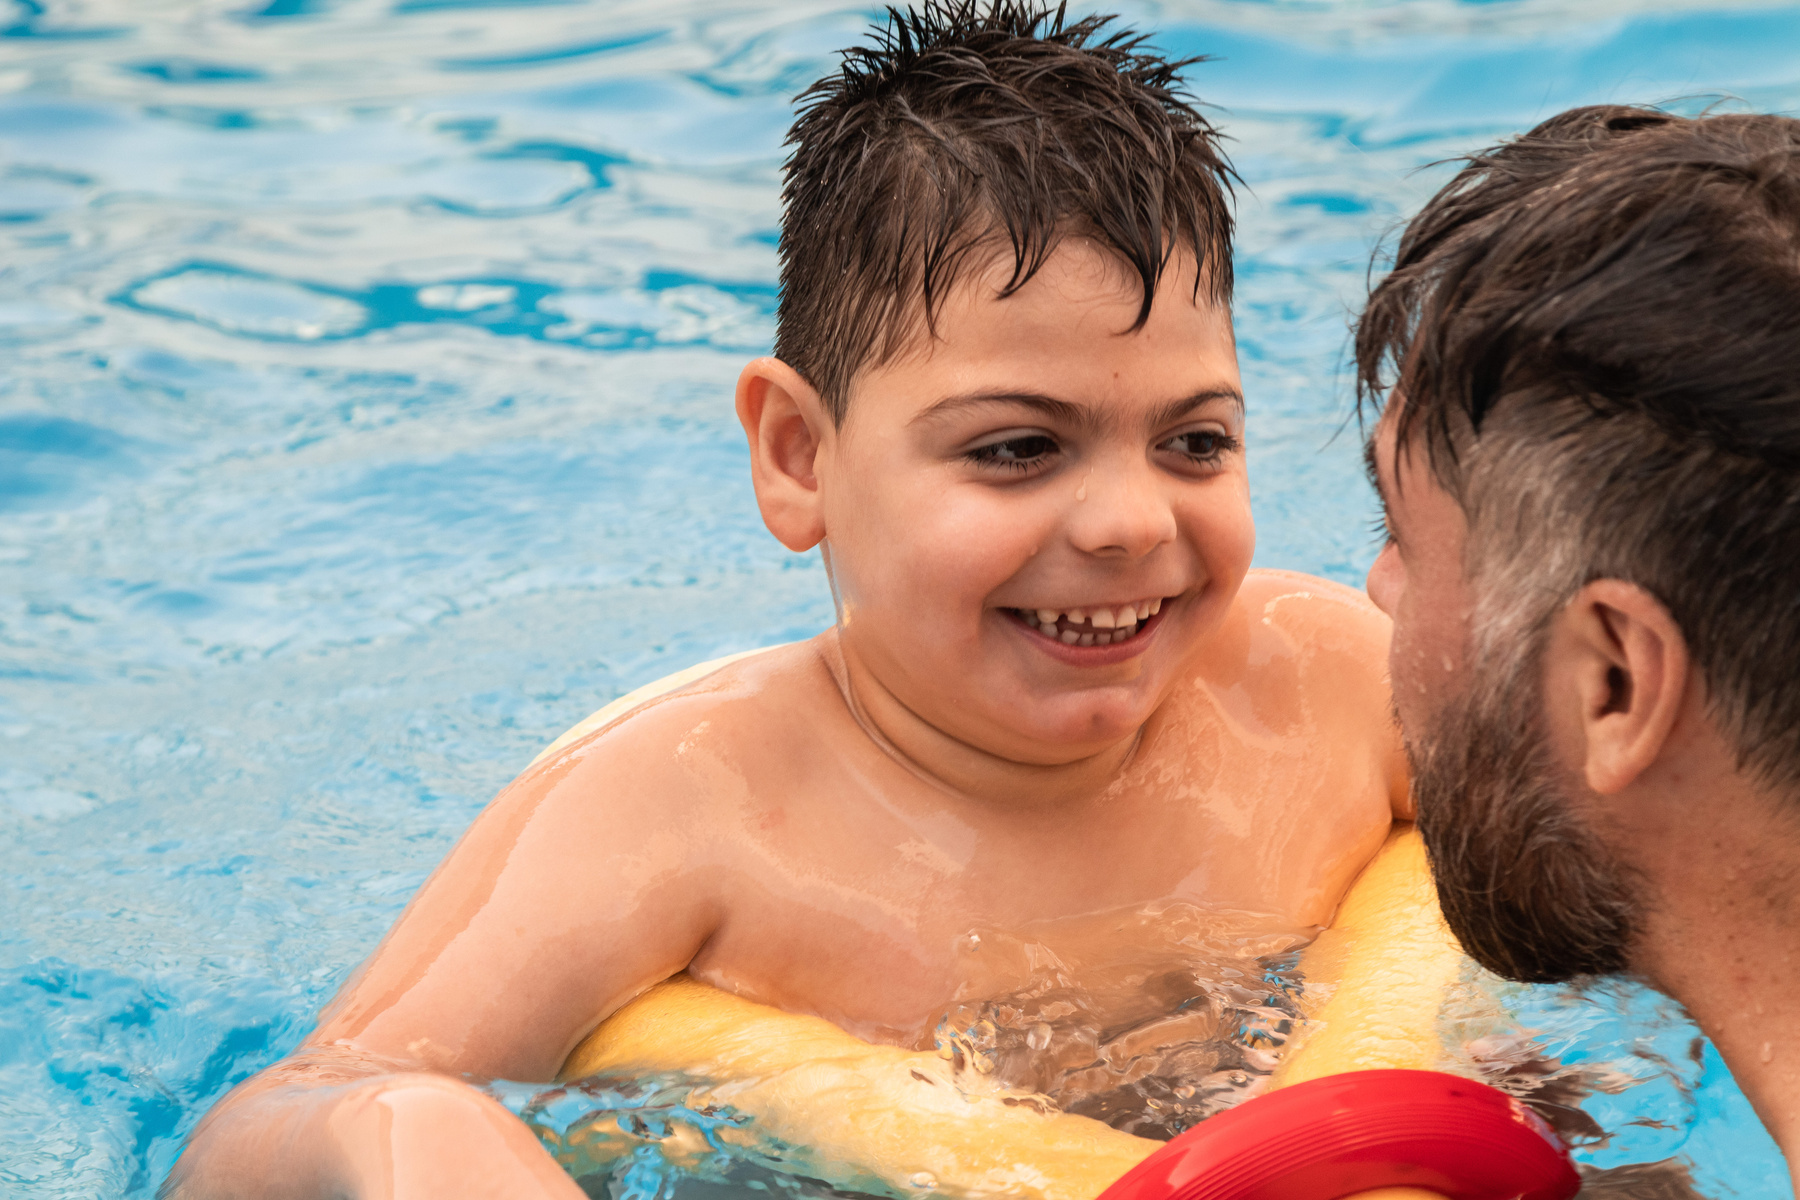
left=817, top=239, right=1251, bottom=765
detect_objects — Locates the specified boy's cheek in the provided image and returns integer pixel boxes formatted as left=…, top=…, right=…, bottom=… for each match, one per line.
left=845, top=476, right=1051, bottom=586
left=1179, top=481, right=1255, bottom=583
left=824, top=507, right=1010, bottom=642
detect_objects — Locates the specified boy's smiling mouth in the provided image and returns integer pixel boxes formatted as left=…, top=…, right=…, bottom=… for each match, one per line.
left=1005, top=597, right=1168, bottom=648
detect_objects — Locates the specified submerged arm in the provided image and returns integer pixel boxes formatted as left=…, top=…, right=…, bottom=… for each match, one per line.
left=168, top=1054, right=586, bottom=1200
left=165, top=735, right=720, bottom=1200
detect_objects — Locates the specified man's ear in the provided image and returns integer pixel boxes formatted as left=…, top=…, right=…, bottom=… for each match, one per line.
left=1543, top=579, right=1692, bottom=794
left=736, top=357, right=830, bottom=552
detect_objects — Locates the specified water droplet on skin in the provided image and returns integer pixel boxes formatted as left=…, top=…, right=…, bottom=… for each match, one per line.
left=1075, top=473, right=1089, bottom=502
left=910, top=1172, right=938, bottom=1190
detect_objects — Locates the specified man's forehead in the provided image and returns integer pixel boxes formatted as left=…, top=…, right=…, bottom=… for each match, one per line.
left=1363, top=408, right=1399, bottom=496
left=1366, top=405, right=1443, bottom=500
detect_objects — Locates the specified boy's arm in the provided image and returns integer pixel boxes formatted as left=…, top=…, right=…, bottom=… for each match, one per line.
left=169, top=1064, right=588, bottom=1200
left=166, top=727, right=721, bottom=1200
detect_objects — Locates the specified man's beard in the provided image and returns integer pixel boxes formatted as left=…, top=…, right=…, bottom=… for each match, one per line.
left=1407, top=643, right=1640, bottom=984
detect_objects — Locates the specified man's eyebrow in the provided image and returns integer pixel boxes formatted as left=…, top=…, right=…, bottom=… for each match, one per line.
left=911, top=387, right=1244, bottom=429
left=1364, top=437, right=1399, bottom=530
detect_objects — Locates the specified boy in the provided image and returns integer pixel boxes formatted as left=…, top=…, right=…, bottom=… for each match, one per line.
left=170, top=4, right=1407, bottom=1197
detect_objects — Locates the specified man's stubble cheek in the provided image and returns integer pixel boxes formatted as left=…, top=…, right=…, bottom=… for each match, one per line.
left=1384, top=550, right=1477, bottom=751
left=1408, top=641, right=1640, bottom=985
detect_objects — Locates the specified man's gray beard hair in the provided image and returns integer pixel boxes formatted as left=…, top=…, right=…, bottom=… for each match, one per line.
left=1408, top=638, right=1640, bottom=984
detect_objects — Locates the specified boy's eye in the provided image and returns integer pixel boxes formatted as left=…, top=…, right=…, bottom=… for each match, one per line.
left=966, top=433, right=1059, bottom=471
left=1159, top=429, right=1238, bottom=463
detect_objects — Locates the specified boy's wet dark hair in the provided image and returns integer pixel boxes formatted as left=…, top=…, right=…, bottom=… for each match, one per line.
left=778, top=1, right=1235, bottom=421
left=1356, top=104, right=1800, bottom=793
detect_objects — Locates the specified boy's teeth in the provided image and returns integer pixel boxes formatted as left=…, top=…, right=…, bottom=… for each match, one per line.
left=1016, top=597, right=1167, bottom=642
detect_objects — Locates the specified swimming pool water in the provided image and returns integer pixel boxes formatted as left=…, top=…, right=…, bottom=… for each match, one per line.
left=1, top=1, right=1796, bottom=1196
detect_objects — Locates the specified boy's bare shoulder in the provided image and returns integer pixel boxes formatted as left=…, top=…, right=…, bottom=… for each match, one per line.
left=1197, top=568, right=1407, bottom=814
left=1194, top=568, right=1394, bottom=723
left=1234, top=567, right=1392, bottom=653
left=527, top=638, right=843, bottom=809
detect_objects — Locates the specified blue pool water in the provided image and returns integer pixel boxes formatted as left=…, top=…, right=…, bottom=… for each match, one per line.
left=2, top=1, right=1797, bottom=1196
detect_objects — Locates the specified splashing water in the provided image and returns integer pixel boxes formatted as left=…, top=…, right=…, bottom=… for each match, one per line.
left=488, top=910, right=1720, bottom=1200
left=925, top=906, right=1314, bottom=1139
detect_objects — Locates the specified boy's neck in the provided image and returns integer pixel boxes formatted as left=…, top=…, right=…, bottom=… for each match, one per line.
left=821, top=631, right=1145, bottom=813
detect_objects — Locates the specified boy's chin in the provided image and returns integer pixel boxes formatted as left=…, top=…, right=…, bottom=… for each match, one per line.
left=888, top=657, right=1164, bottom=759
left=977, top=684, right=1166, bottom=757
left=844, top=620, right=1173, bottom=754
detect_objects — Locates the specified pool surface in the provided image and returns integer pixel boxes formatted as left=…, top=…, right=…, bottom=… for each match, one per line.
left=2, top=1, right=1797, bottom=1196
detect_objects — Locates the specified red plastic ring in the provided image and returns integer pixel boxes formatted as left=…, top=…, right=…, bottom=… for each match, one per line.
left=1095, top=1069, right=1581, bottom=1200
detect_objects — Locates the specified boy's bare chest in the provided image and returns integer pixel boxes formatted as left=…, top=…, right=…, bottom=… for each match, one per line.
left=684, top=735, right=1389, bottom=1043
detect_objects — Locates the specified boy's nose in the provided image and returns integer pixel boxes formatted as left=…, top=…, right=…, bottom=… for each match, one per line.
left=1066, top=465, right=1178, bottom=558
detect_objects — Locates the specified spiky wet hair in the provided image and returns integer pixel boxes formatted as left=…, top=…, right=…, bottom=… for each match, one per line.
left=776, top=1, right=1236, bottom=421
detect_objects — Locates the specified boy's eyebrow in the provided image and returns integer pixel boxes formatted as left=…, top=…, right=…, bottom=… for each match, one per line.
left=913, top=387, right=1244, bottom=429
left=1147, top=387, right=1244, bottom=429
left=912, top=390, right=1088, bottom=428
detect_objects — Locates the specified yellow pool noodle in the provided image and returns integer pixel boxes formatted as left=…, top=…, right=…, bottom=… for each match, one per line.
left=1270, top=827, right=1466, bottom=1086
left=546, top=653, right=1469, bottom=1200
left=562, top=975, right=1156, bottom=1200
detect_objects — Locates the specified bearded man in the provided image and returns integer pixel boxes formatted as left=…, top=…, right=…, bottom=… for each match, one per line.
left=1359, top=104, right=1800, bottom=1187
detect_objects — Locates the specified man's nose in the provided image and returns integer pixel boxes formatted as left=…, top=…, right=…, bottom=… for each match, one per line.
left=1366, top=541, right=1403, bottom=615
left=1066, top=463, right=1178, bottom=558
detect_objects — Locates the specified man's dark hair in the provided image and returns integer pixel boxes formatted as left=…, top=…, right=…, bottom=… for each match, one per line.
left=777, top=1, right=1236, bottom=421
left=1357, top=105, right=1800, bottom=793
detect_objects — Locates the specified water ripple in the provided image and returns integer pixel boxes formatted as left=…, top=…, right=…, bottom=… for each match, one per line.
left=1, top=3, right=1795, bottom=1199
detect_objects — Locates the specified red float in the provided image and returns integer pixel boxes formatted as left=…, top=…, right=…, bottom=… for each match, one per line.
left=1095, top=1069, right=1581, bottom=1200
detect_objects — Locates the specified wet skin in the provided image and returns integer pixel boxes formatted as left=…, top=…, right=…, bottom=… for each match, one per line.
left=174, top=242, right=1409, bottom=1200
left=1364, top=409, right=1800, bottom=1189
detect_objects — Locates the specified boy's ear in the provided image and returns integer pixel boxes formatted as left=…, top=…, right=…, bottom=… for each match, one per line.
left=736, top=357, right=830, bottom=553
